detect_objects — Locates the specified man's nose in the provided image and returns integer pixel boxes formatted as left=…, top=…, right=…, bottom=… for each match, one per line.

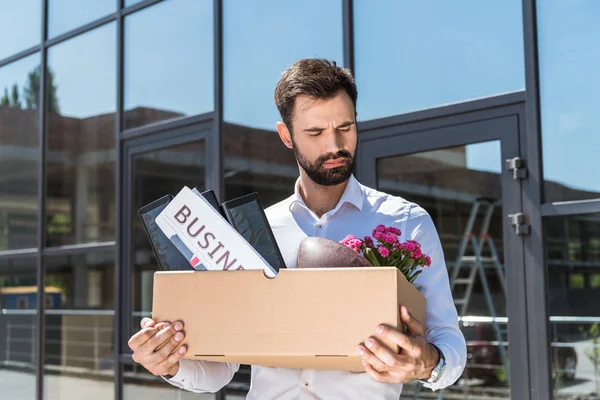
left=322, top=129, right=343, bottom=155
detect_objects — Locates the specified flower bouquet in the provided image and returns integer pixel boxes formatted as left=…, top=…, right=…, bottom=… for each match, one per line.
left=340, top=224, right=431, bottom=284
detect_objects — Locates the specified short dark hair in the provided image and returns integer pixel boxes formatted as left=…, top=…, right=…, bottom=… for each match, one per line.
left=274, top=58, right=357, bottom=134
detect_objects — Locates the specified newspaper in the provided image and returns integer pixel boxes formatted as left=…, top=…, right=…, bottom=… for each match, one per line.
left=155, top=186, right=277, bottom=277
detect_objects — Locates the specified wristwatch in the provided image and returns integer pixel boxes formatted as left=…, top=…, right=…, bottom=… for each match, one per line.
left=420, top=344, right=446, bottom=384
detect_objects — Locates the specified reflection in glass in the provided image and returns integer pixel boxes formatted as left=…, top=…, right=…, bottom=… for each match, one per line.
left=354, top=0, right=525, bottom=121
left=537, top=2, right=600, bottom=202
left=48, top=0, right=115, bottom=39
left=130, top=141, right=205, bottom=337
left=223, top=0, right=343, bottom=204
left=43, top=251, right=115, bottom=400
left=545, top=214, right=600, bottom=398
left=124, top=0, right=214, bottom=129
left=0, top=54, right=40, bottom=250
left=0, top=257, right=37, bottom=399
left=124, top=0, right=143, bottom=8
left=0, top=2, right=41, bottom=60
left=377, top=142, right=511, bottom=397
left=45, top=24, right=116, bottom=247
left=123, top=364, right=211, bottom=399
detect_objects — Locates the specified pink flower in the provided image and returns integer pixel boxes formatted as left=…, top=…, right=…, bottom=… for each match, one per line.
left=413, top=248, right=422, bottom=258
left=406, top=240, right=421, bottom=249
left=340, top=235, right=358, bottom=246
left=378, top=246, right=389, bottom=258
left=373, top=224, right=386, bottom=236
left=404, top=242, right=416, bottom=252
left=350, top=239, right=363, bottom=248
left=373, top=232, right=384, bottom=241
left=389, top=227, right=401, bottom=236
left=384, top=233, right=397, bottom=244
left=425, top=256, right=432, bottom=267
left=363, top=236, right=374, bottom=247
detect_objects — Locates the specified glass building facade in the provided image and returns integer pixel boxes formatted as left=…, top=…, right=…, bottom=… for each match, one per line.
left=0, top=1, right=598, bottom=399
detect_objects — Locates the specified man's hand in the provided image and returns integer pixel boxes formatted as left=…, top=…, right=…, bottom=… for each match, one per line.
left=128, top=317, right=187, bottom=377
left=356, top=306, right=440, bottom=384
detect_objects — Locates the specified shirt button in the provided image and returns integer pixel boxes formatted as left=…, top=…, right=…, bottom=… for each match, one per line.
left=303, top=381, right=310, bottom=387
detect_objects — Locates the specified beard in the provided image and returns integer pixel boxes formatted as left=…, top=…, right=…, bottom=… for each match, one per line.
left=292, top=141, right=355, bottom=186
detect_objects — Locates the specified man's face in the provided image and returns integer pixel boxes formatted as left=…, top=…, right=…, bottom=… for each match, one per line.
left=286, top=90, right=357, bottom=186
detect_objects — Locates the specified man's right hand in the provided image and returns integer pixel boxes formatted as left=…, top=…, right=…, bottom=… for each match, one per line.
left=128, top=317, right=187, bottom=377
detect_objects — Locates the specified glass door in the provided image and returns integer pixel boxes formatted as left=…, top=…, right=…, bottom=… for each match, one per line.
left=357, top=112, right=529, bottom=399
left=119, top=123, right=215, bottom=399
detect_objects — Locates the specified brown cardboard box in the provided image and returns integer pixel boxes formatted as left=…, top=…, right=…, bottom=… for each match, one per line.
left=151, top=267, right=426, bottom=371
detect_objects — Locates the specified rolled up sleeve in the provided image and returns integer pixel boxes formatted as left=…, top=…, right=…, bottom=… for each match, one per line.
left=162, top=358, right=240, bottom=393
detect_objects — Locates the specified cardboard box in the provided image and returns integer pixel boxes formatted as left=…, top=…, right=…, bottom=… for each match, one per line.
left=151, top=267, right=426, bottom=371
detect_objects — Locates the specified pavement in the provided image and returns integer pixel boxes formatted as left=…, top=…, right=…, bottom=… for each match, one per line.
left=0, top=369, right=246, bottom=400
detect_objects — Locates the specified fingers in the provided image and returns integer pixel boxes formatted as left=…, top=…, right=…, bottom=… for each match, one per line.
left=140, top=317, right=156, bottom=329
left=399, top=306, right=425, bottom=336
left=143, top=322, right=183, bottom=355
left=128, top=326, right=160, bottom=351
left=157, top=344, right=188, bottom=374
left=375, top=324, right=420, bottom=358
left=129, top=320, right=186, bottom=376
left=128, top=321, right=180, bottom=354
left=364, top=362, right=391, bottom=383
left=149, top=329, right=186, bottom=365
left=357, top=338, right=396, bottom=370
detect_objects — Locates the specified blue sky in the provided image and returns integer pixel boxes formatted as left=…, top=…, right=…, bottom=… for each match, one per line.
left=0, top=0, right=598, bottom=196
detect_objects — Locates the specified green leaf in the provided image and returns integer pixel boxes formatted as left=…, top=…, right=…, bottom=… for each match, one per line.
left=364, top=248, right=380, bottom=266
left=409, top=269, right=423, bottom=283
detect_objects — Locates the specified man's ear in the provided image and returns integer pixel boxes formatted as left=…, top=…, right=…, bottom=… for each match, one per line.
left=276, top=122, right=293, bottom=149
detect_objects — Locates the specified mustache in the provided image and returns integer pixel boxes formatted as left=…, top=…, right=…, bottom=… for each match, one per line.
left=316, top=150, right=353, bottom=165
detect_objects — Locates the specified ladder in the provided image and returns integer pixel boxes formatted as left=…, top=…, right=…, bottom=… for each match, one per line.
left=413, top=198, right=508, bottom=400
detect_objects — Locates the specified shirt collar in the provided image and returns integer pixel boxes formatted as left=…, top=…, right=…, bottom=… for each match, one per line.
left=290, top=174, right=364, bottom=214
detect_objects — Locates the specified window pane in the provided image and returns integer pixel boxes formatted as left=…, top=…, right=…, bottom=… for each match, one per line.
left=354, top=0, right=525, bottom=121
left=43, top=251, right=115, bottom=400
left=378, top=142, right=511, bottom=397
left=0, top=257, right=38, bottom=399
left=223, top=0, right=343, bottom=205
left=45, top=24, right=116, bottom=247
left=0, top=54, right=40, bottom=250
left=130, top=141, right=205, bottom=338
left=0, top=1, right=41, bottom=60
left=124, top=0, right=143, bottom=8
left=124, top=0, right=214, bottom=130
left=48, top=0, right=115, bottom=39
left=545, top=214, right=600, bottom=398
left=537, top=2, right=600, bottom=203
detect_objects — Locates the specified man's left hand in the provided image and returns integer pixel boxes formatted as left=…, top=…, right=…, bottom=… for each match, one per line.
left=356, top=306, right=440, bottom=384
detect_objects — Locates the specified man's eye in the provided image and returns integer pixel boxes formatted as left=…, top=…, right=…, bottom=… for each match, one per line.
left=309, top=132, right=321, bottom=137
left=338, top=127, right=351, bottom=132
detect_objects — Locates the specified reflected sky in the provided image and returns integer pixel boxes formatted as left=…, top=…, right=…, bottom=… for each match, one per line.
left=47, top=22, right=116, bottom=118
left=354, top=0, right=525, bottom=120
left=124, top=0, right=213, bottom=123
left=223, top=0, right=344, bottom=129
left=0, top=1, right=41, bottom=59
left=48, top=0, right=115, bottom=39
left=537, top=1, right=600, bottom=199
left=466, top=141, right=502, bottom=174
left=1, top=0, right=598, bottom=198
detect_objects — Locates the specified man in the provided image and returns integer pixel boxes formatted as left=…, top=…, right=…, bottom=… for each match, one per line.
left=128, top=58, right=466, bottom=399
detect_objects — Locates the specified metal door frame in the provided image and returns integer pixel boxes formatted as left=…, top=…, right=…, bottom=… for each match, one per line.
left=116, top=118, right=213, bottom=386
left=355, top=94, right=532, bottom=399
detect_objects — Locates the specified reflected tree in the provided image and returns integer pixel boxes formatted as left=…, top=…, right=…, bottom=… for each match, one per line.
left=0, top=65, right=60, bottom=113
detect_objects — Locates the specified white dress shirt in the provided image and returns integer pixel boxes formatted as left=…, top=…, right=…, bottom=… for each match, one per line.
left=164, top=175, right=466, bottom=399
